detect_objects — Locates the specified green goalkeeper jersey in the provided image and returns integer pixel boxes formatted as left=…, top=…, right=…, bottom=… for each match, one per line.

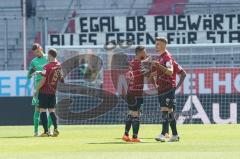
left=27, top=54, right=48, bottom=105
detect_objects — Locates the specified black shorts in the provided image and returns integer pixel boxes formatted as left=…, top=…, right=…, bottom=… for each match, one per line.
left=38, top=93, right=56, bottom=109
left=158, top=88, right=176, bottom=110
left=126, top=93, right=143, bottom=111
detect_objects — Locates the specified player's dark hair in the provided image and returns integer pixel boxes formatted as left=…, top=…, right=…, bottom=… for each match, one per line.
left=32, top=43, right=41, bottom=51
left=155, top=37, right=168, bottom=44
left=48, top=48, right=57, bottom=58
left=135, top=45, right=145, bottom=55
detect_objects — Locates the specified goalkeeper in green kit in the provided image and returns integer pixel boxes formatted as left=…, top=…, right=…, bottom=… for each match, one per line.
left=27, top=43, right=52, bottom=136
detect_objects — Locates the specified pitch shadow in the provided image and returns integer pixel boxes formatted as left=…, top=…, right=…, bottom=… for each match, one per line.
left=0, top=136, right=34, bottom=139
left=88, top=140, right=158, bottom=144
left=115, top=137, right=155, bottom=140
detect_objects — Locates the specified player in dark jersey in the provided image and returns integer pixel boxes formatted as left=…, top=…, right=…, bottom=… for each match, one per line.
left=153, top=37, right=186, bottom=142
left=122, top=45, right=151, bottom=142
left=34, top=48, right=64, bottom=137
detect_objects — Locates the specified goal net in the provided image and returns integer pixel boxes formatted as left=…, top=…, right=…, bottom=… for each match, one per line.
left=45, top=43, right=240, bottom=125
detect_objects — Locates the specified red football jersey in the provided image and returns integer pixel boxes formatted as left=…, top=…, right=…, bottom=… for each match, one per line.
left=127, top=59, right=144, bottom=96
left=155, top=51, right=183, bottom=93
left=40, top=61, right=63, bottom=94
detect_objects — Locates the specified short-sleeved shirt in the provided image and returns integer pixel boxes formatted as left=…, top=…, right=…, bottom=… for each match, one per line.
left=39, top=61, right=63, bottom=94
left=155, top=51, right=183, bottom=94
left=127, top=59, right=144, bottom=96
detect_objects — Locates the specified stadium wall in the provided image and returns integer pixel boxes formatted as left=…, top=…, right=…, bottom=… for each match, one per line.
left=0, top=95, right=238, bottom=126
left=0, top=71, right=34, bottom=125
left=0, top=97, right=33, bottom=125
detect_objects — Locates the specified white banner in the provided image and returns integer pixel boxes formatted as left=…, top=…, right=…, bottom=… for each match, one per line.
left=0, top=71, right=34, bottom=97
left=48, top=14, right=240, bottom=45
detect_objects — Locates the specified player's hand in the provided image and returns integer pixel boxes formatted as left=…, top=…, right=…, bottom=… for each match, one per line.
left=141, top=58, right=152, bottom=77
left=35, top=71, right=42, bottom=74
left=152, top=60, right=160, bottom=67
left=141, top=56, right=152, bottom=65
left=29, top=67, right=37, bottom=75
left=149, top=71, right=157, bottom=77
left=126, top=71, right=133, bottom=80
left=141, top=68, right=150, bottom=76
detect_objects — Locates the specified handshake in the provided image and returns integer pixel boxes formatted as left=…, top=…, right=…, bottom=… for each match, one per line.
left=35, top=70, right=46, bottom=76
left=29, top=67, right=46, bottom=76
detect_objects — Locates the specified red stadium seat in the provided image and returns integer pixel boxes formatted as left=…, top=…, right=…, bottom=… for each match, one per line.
left=148, top=0, right=187, bottom=15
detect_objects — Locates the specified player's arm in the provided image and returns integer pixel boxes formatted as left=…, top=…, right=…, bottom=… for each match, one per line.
left=126, top=63, right=133, bottom=86
left=59, top=67, right=65, bottom=83
left=34, top=77, right=46, bottom=96
left=35, top=70, right=46, bottom=76
left=34, top=67, right=47, bottom=96
left=141, top=56, right=152, bottom=76
left=153, top=60, right=173, bottom=76
left=27, top=61, right=36, bottom=79
left=146, top=62, right=158, bottom=86
left=141, top=55, right=151, bottom=63
left=147, top=70, right=157, bottom=87
left=125, top=71, right=132, bottom=86
left=176, top=69, right=186, bottom=90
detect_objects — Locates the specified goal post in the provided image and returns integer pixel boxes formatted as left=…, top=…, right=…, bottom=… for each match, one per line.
left=45, top=43, right=240, bottom=125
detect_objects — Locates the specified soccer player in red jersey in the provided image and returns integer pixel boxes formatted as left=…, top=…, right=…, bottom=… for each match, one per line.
left=34, top=48, right=64, bottom=137
left=153, top=37, right=186, bottom=142
left=122, top=45, right=151, bottom=142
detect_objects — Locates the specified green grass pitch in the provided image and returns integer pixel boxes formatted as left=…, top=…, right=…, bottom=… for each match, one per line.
left=0, top=124, right=240, bottom=159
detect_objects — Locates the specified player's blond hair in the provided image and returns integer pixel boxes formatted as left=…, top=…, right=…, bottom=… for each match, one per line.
left=155, top=37, right=168, bottom=44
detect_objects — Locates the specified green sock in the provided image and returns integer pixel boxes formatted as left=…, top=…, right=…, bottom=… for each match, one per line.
left=48, top=115, right=53, bottom=129
left=34, top=111, right=40, bottom=133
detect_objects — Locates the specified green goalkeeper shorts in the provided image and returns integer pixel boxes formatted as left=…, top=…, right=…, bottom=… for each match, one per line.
left=32, top=96, right=39, bottom=106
